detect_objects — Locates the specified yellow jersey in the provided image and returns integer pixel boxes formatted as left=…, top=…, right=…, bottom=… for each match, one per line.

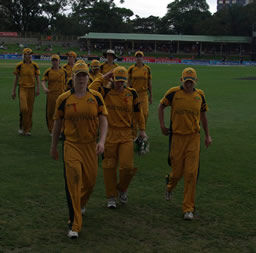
left=62, top=63, right=73, bottom=78
left=42, top=67, right=67, bottom=93
left=14, top=61, right=40, bottom=88
left=55, top=88, right=108, bottom=144
left=100, top=62, right=118, bottom=74
left=160, top=86, right=208, bottom=135
left=128, top=64, right=152, bottom=94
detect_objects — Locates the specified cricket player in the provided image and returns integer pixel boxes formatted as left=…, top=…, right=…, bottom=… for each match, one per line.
left=12, top=48, right=40, bottom=136
left=50, top=62, right=108, bottom=239
left=89, top=59, right=103, bottom=84
left=65, top=59, right=86, bottom=91
left=89, top=66, right=146, bottom=208
left=62, top=51, right=77, bottom=78
left=128, top=51, right=152, bottom=141
left=100, top=49, right=118, bottom=74
left=158, top=67, right=212, bottom=220
left=41, top=54, right=67, bottom=135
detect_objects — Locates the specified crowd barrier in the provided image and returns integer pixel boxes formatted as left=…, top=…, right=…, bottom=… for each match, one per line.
left=1, top=54, right=256, bottom=66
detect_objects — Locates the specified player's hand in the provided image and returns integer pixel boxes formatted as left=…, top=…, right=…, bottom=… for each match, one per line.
left=96, top=142, right=104, bottom=155
left=205, top=135, right=212, bottom=148
left=103, top=70, right=113, bottom=81
left=43, top=88, right=49, bottom=94
left=161, top=126, right=170, bottom=136
left=149, top=96, right=152, bottom=105
left=36, top=89, right=40, bottom=96
left=50, top=146, right=59, bottom=160
left=138, top=130, right=147, bottom=139
left=12, top=91, right=16, bottom=100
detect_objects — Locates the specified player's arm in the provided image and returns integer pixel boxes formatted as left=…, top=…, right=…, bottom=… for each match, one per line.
left=200, top=111, right=212, bottom=148
left=148, top=79, right=152, bottom=104
left=50, top=119, right=63, bottom=160
left=41, top=80, right=49, bottom=94
left=12, top=74, right=19, bottom=99
left=35, top=75, right=40, bottom=96
left=96, top=114, right=108, bottom=155
left=158, top=103, right=169, bottom=136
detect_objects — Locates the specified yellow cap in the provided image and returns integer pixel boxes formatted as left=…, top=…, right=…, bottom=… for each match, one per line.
left=51, top=54, right=60, bottom=61
left=23, top=48, right=33, bottom=55
left=72, top=62, right=89, bottom=75
left=135, top=51, right=144, bottom=57
left=67, top=51, right=77, bottom=58
left=90, top=59, right=100, bottom=69
left=76, top=59, right=86, bottom=64
left=181, top=67, right=197, bottom=83
left=113, top=66, right=128, bottom=82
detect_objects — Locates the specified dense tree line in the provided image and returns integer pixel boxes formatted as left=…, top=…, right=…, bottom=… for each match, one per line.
left=0, top=0, right=255, bottom=36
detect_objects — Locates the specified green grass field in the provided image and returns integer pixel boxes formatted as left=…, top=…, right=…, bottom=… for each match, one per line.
left=0, top=60, right=255, bottom=253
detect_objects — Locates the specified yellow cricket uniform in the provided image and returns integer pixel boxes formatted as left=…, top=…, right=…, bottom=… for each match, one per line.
left=90, top=80, right=145, bottom=198
left=128, top=64, right=152, bottom=135
left=14, top=61, right=40, bottom=133
left=65, top=77, right=73, bottom=91
left=100, top=62, right=118, bottom=74
left=89, top=71, right=103, bottom=84
left=55, top=88, right=108, bottom=232
left=160, top=85, right=208, bottom=213
left=62, top=64, right=73, bottom=78
left=42, top=67, right=67, bottom=133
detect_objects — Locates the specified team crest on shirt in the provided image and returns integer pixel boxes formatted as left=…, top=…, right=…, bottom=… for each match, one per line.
left=87, top=98, right=95, bottom=104
left=194, top=96, right=201, bottom=102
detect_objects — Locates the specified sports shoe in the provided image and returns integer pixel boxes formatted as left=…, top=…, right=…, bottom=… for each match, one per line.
left=24, top=132, right=31, bottom=136
left=18, top=129, right=23, bottom=135
left=107, top=197, right=117, bottom=208
left=165, top=189, right=172, bottom=200
left=81, top=207, right=86, bottom=216
left=67, top=230, right=79, bottom=239
left=184, top=212, right=194, bottom=220
left=118, top=190, right=128, bottom=204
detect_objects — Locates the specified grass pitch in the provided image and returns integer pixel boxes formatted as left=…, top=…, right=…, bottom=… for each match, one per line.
left=0, top=60, right=255, bottom=253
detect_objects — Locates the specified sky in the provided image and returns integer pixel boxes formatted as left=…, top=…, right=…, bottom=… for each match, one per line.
left=114, top=0, right=217, bottom=18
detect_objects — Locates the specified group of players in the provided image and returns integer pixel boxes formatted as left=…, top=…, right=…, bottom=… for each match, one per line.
left=12, top=48, right=212, bottom=239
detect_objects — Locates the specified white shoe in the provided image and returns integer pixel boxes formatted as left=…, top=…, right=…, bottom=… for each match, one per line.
left=184, top=212, right=194, bottom=220
left=107, top=197, right=117, bottom=208
left=67, top=230, right=79, bottom=239
left=165, top=189, right=172, bottom=201
left=81, top=207, right=86, bottom=216
left=24, top=132, right=31, bottom=136
left=18, top=129, right=23, bottom=135
left=118, top=191, right=128, bottom=204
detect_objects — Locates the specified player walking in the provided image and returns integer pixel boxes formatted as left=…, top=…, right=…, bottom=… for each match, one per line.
left=89, top=66, right=146, bottom=208
left=12, top=48, right=40, bottom=136
left=41, top=54, right=67, bottom=135
left=158, top=67, right=212, bottom=220
left=50, top=62, right=108, bottom=238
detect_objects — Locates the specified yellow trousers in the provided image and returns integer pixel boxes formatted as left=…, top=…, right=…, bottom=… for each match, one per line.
left=132, top=93, right=148, bottom=137
left=167, top=133, right=200, bottom=213
left=64, top=141, right=98, bottom=232
left=46, top=92, right=61, bottom=133
left=19, top=87, right=35, bottom=134
left=102, top=140, right=137, bottom=198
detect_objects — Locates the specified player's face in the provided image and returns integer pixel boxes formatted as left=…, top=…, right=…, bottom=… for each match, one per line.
left=182, top=80, right=195, bottom=93
left=74, top=72, right=89, bottom=87
left=114, top=80, right=125, bottom=89
left=107, top=54, right=114, bottom=62
left=68, top=56, right=76, bottom=65
left=51, top=59, right=59, bottom=67
left=92, top=67, right=99, bottom=73
left=24, top=54, right=32, bottom=62
left=136, top=55, right=143, bottom=64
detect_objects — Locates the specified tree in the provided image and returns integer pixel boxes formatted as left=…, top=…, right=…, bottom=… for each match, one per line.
left=163, top=0, right=211, bottom=34
left=0, top=0, right=69, bottom=32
